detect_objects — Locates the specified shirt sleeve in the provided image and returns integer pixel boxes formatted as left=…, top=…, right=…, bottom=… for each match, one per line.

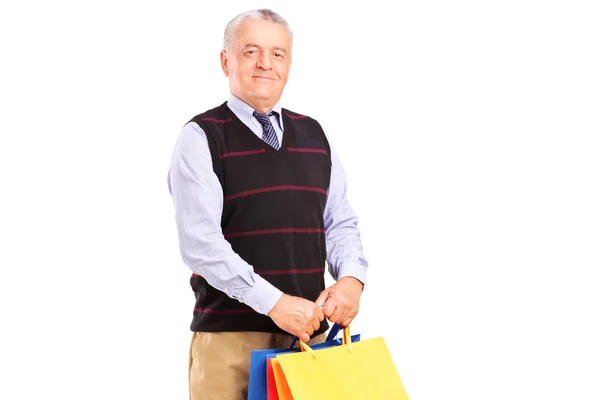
left=322, top=130, right=369, bottom=285
left=167, top=122, right=283, bottom=315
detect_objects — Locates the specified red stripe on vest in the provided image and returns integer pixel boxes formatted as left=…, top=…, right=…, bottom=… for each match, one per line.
left=287, top=147, right=328, bottom=155
left=284, top=112, right=308, bottom=120
left=256, top=267, right=326, bottom=275
left=225, top=185, right=327, bottom=201
left=224, top=228, right=325, bottom=238
left=193, top=308, right=254, bottom=314
left=201, top=117, right=232, bottom=123
left=220, top=149, right=267, bottom=158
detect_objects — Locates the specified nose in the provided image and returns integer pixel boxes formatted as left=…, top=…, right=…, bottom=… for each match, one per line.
left=256, top=52, right=272, bottom=70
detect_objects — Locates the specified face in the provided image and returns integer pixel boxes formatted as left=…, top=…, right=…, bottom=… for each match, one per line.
left=220, top=18, right=292, bottom=112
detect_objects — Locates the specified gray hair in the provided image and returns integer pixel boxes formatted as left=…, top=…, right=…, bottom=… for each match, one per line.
left=223, top=9, right=293, bottom=51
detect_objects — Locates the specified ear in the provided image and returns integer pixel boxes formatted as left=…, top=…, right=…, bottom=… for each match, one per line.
left=220, top=50, right=229, bottom=77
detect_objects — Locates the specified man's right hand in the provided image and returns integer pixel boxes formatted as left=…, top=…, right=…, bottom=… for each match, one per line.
left=268, top=294, right=324, bottom=343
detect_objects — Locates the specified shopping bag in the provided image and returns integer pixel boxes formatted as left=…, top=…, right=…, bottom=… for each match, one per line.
left=247, top=324, right=360, bottom=400
left=269, top=357, right=293, bottom=400
left=266, top=357, right=279, bottom=400
left=273, top=326, right=409, bottom=400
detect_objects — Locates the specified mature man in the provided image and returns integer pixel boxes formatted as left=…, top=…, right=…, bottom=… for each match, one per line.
left=167, top=8, right=369, bottom=399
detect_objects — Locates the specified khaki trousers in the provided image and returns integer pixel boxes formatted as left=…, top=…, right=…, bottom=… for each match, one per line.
left=188, top=331, right=327, bottom=400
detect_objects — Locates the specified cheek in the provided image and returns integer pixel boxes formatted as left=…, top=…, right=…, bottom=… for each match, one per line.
left=279, top=72, right=290, bottom=84
left=278, top=64, right=291, bottom=81
left=231, top=60, right=252, bottom=76
left=240, top=67, right=256, bottom=80
left=242, top=60, right=257, bottom=72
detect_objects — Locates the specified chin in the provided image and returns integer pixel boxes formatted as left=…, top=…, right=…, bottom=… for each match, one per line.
left=249, top=90, right=276, bottom=100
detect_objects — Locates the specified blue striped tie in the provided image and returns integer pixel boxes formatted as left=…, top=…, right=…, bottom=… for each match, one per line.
left=253, top=110, right=280, bottom=150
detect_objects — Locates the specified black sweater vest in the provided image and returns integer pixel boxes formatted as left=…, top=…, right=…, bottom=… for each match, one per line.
left=187, top=102, right=331, bottom=336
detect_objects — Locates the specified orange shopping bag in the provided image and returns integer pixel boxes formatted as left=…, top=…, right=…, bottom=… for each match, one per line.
left=271, top=326, right=409, bottom=400
left=270, top=357, right=293, bottom=400
left=266, top=357, right=279, bottom=400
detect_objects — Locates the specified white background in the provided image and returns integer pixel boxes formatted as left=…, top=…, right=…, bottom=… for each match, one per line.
left=1, top=0, right=599, bottom=399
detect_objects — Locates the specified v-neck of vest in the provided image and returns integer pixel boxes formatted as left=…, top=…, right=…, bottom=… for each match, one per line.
left=221, top=103, right=291, bottom=160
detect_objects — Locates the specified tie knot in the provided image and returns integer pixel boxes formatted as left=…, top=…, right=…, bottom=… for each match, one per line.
left=253, top=110, right=276, bottom=126
left=252, top=110, right=280, bottom=150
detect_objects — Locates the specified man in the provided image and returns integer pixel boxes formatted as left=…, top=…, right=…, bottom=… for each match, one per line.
left=167, top=8, right=368, bottom=399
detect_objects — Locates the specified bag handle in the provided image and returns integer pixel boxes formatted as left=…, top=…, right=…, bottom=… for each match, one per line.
left=299, top=325, right=353, bottom=358
left=325, top=323, right=344, bottom=342
left=289, top=322, right=344, bottom=349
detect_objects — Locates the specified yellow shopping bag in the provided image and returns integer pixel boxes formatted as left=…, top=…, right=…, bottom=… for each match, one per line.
left=272, top=327, right=409, bottom=400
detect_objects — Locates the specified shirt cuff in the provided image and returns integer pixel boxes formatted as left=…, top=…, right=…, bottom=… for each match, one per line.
left=242, top=274, right=284, bottom=315
left=337, top=261, right=368, bottom=286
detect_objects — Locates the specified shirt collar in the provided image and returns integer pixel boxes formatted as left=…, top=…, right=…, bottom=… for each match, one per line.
left=227, top=92, right=284, bottom=131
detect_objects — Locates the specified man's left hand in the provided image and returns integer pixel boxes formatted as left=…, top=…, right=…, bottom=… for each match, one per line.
left=315, top=276, right=364, bottom=327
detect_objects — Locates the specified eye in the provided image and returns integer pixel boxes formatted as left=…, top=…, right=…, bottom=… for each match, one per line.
left=274, top=52, right=283, bottom=58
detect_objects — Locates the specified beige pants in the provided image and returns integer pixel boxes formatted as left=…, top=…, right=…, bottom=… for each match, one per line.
left=188, top=331, right=327, bottom=400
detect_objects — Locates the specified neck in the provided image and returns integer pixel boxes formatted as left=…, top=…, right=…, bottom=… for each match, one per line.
left=234, top=91, right=278, bottom=114
left=253, top=103, right=274, bottom=113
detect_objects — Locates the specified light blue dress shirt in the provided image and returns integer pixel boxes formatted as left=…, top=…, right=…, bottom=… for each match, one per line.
left=167, top=93, right=368, bottom=315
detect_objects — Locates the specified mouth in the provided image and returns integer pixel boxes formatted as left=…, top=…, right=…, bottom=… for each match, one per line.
left=253, top=76, right=275, bottom=80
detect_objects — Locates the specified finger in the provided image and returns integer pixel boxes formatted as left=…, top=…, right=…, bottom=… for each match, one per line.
left=315, top=290, right=329, bottom=308
left=340, top=308, right=358, bottom=327
left=317, top=307, right=325, bottom=321
left=328, top=306, right=345, bottom=324
left=322, top=298, right=336, bottom=318
left=300, top=332, right=310, bottom=343
left=337, top=309, right=350, bottom=325
left=312, top=317, right=320, bottom=332
left=340, top=316, right=354, bottom=328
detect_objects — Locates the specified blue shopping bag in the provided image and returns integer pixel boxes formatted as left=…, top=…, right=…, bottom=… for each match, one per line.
left=247, top=324, right=360, bottom=400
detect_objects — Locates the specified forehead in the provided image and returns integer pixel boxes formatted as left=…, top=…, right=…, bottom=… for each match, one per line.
left=234, top=18, right=291, bottom=49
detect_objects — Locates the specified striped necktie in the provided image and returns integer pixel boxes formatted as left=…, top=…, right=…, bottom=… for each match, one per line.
left=253, top=110, right=280, bottom=150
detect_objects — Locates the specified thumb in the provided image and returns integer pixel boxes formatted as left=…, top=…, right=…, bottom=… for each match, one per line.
left=315, top=289, right=330, bottom=308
